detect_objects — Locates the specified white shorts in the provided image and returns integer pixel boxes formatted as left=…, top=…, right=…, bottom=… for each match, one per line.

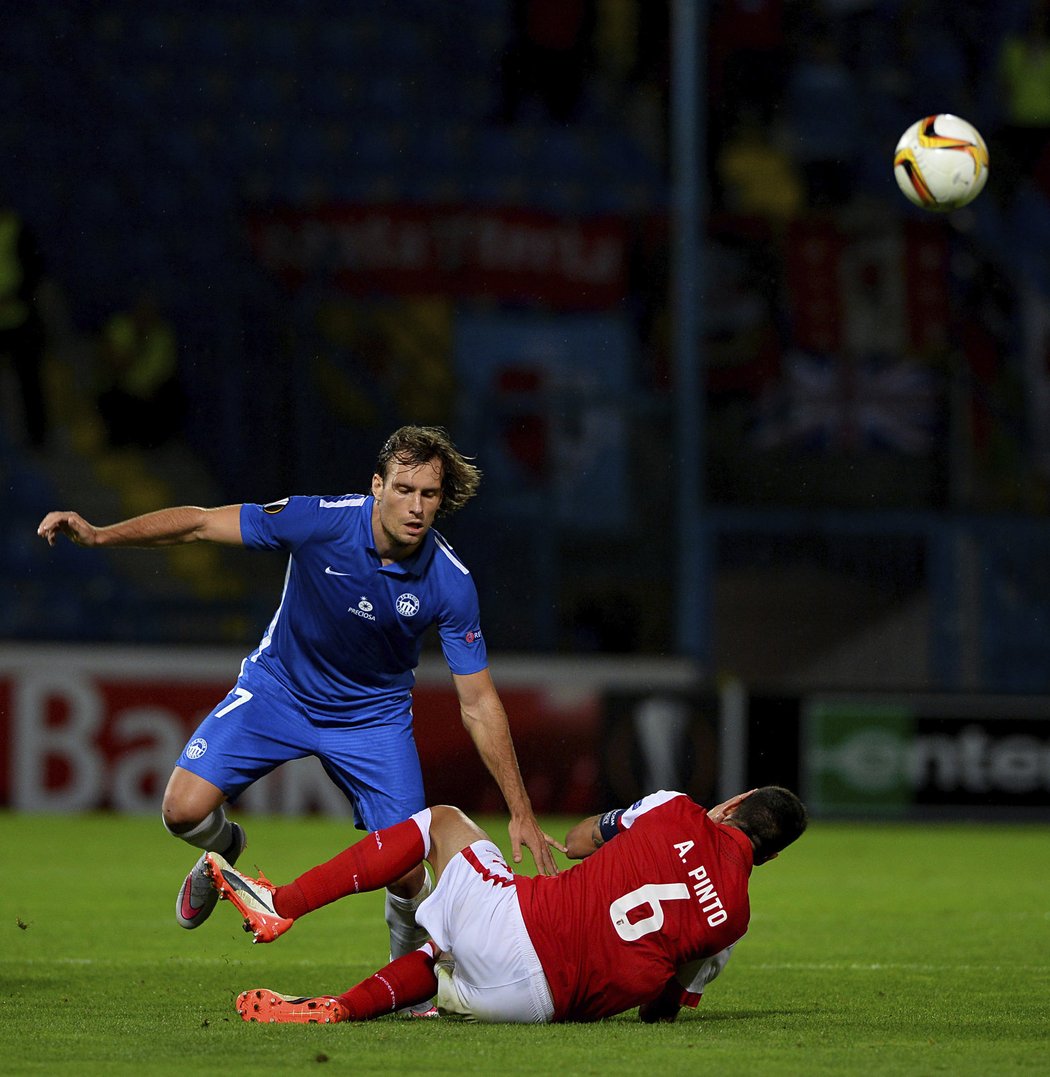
left=415, top=840, right=555, bottom=1024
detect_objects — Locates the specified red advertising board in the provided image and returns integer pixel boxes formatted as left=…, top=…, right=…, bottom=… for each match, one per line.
left=0, top=646, right=603, bottom=816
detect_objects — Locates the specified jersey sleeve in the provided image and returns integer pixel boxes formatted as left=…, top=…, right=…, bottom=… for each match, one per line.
left=675, top=943, right=737, bottom=1006
left=239, top=497, right=327, bottom=552
left=436, top=572, right=489, bottom=675
left=620, top=790, right=688, bottom=828
left=598, top=789, right=688, bottom=842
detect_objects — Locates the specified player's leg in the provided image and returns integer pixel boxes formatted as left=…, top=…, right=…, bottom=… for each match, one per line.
left=231, top=812, right=498, bottom=1024
left=206, top=809, right=435, bottom=942
left=385, top=863, right=430, bottom=956
left=207, top=805, right=487, bottom=942
left=414, top=835, right=555, bottom=1023
left=236, top=942, right=442, bottom=1025
left=163, top=767, right=248, bottom=929
left=166, top=674, right=313, bottom=929
left=390, top=806, right=491, bottom=1018
left=316, top=720, right=438, bottom=970
left=384, top=806, right=487, bottom=978
left=229, top=815, right=551, bottom=1025
left=424, top=805, right=491, bottom=878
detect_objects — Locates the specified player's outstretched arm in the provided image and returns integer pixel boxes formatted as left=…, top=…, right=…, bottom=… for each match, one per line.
left=37, top=505, right=244, bottom=548
left=564, top=790, right=758, bottom=860
left=452, top=669, right=566, bottom=875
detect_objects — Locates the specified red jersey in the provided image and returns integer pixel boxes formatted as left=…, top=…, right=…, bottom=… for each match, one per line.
left=513, top=791, right=753, bottom=1022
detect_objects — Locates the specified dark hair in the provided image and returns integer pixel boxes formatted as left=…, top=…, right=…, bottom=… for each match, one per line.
left=732, top=786, right=808, bottom=865
left=374, top=425, right=482, bottom=515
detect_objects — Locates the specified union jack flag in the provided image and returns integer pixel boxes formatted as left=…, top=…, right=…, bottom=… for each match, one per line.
left=750, top=351, right=943, bottom=454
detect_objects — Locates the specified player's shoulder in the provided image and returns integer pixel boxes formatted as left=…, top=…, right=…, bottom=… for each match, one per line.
left=628, top=789, right=692, bottom=814
left=248, top=493, right=368, bottom=515
left=311, top=493, right=370, bottom=512
left=428, top=529, right=473, bottom=579
left=621, top=790, right=696, bottom=828
left=244, top=493, right=369, bottom=545
left=292, top=493, right=370, bottom=528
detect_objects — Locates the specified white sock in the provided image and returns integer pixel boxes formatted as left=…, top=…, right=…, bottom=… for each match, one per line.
left=164, top=808, right=232, bottom=853
left=385, top=871, right=433, bottom=959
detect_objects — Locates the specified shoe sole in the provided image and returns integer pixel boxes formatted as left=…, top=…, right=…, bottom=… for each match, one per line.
left=237, top=989, right=346, bottom=1024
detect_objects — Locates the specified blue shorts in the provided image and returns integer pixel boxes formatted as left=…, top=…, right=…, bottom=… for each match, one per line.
left=175, top=666, right=425, bottom=831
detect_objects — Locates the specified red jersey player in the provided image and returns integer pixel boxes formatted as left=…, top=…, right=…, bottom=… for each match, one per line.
left=205, top=786, right=807, bottom=1025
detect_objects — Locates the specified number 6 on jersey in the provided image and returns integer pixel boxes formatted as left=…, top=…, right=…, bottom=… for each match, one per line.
left=609, top=883, right=691, bottom=941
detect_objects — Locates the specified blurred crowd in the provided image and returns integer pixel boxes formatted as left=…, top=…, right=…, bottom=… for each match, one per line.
left=4, top=0, right=1050, bottom=658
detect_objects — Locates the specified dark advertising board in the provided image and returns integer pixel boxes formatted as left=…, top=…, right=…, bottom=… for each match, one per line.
left=801, top=694, right=1050, bottom=819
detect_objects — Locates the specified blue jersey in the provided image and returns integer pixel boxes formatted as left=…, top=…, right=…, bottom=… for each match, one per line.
left=237, top=494, right=487, bottom=720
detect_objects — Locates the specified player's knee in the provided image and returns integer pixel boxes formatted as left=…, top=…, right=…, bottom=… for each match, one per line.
left=161, top=786, right=217, bottom=833
left=162, top=768, right=223, bottom=832
left=429, top=804, right=474, bottom=828
left=161, top=798, right=205, bottom=835
left=429, top=804, right=488, bottom=847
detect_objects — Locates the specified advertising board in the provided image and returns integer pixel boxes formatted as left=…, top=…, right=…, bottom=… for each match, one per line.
left=803, top=693, right=1050, bottom=818
left=0, top=646, right=698, bottom=817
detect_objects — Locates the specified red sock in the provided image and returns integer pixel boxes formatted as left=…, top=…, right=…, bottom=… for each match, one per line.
left=337, top=949, right=439, bottom=1021
left=273, top=817, right=426, bottom=920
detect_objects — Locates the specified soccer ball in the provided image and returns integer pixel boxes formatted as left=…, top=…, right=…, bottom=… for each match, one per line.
left=893, top=114, right=989, bottom=211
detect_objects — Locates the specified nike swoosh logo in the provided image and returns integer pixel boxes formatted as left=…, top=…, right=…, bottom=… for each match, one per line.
left=181, top=884, right=205, bottom=919
left=324, top=566, right=353, bottom=576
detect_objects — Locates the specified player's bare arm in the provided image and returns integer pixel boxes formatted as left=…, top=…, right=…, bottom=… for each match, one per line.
left=564, top=789, right=759, bottom=861
left=452, top=668, right=566, bottom=875
left=37, top=504, right=244, bottom=548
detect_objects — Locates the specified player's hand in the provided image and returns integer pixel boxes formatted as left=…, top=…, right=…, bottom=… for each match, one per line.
left=707, top=789, right=756, bottom=824
left=638, top=999, right=680, bottom=1023
left=509, top=814, right=566, bottom=876
left=638, top=979, right=683, bottom=1023
left=36, top=511, right=99, bottom=547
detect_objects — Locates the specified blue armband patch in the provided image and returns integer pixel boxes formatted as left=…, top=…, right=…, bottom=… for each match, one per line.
left=598, top=808, right=625, bottom=843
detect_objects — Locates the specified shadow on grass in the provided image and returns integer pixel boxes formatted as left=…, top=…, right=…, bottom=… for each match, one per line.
left=697, top=1008, right=815, bottom=1022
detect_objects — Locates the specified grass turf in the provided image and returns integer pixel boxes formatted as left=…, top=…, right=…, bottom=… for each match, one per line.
left=2, top=812, right=1047, bottom=1076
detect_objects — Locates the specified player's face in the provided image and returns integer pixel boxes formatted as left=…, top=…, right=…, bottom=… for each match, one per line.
left=371, top=456, right=444, bottom=557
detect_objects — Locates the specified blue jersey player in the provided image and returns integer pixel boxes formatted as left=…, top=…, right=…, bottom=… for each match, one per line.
left=38, top=426, right=563, bottom=1002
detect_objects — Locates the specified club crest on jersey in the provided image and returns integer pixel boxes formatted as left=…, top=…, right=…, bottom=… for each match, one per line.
left=186, top=737, right=208, bottom=760
left=263, top=498, right=289, bottom=514
left=396, top=593, right=420, bottom=617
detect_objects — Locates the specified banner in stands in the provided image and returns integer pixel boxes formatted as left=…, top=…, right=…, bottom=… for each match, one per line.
left=453, top=312, right=633, bottom=530
left=246, top=204, right=628, bottom=309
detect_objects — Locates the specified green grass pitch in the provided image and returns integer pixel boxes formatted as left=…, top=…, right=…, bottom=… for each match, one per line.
left=2, top=811, right=1047, bottom=1076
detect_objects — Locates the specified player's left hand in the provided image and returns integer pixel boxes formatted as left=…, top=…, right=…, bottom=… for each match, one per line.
left=707, top=789, right=756, bottom=824
left=509, top=814, right=566, bottom=876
